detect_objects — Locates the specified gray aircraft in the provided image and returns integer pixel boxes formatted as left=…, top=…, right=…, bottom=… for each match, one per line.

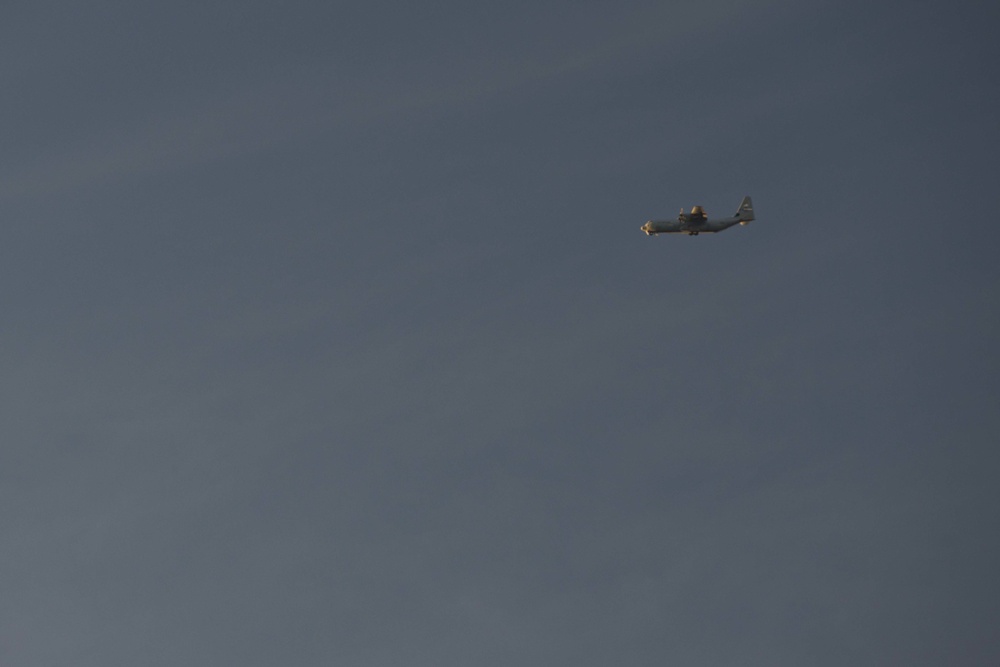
left=641, top=196, right=754, bottom=236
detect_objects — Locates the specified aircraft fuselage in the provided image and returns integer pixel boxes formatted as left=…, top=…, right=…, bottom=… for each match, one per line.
left=640, top=216, right=745, bottom=236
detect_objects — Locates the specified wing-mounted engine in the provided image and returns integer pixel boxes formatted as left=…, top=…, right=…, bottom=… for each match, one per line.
left=678, top=206, right=707, bottom=222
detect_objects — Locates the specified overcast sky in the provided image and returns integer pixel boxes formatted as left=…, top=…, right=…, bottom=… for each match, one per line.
left=2, top=0, right=998, bottom=664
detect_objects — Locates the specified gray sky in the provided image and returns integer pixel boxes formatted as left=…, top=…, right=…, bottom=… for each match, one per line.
left=2, top=0, right=998, bottom=664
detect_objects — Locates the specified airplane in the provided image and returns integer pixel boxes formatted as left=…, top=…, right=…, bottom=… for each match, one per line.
left=641, top=196, right=754, bottom=236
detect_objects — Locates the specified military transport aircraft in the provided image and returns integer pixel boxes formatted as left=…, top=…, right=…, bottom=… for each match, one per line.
left=641, top=196, right=754, bottom=236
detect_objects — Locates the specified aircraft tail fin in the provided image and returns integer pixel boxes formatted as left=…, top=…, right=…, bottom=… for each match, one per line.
left=736, top=196, right=754, bottom=223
